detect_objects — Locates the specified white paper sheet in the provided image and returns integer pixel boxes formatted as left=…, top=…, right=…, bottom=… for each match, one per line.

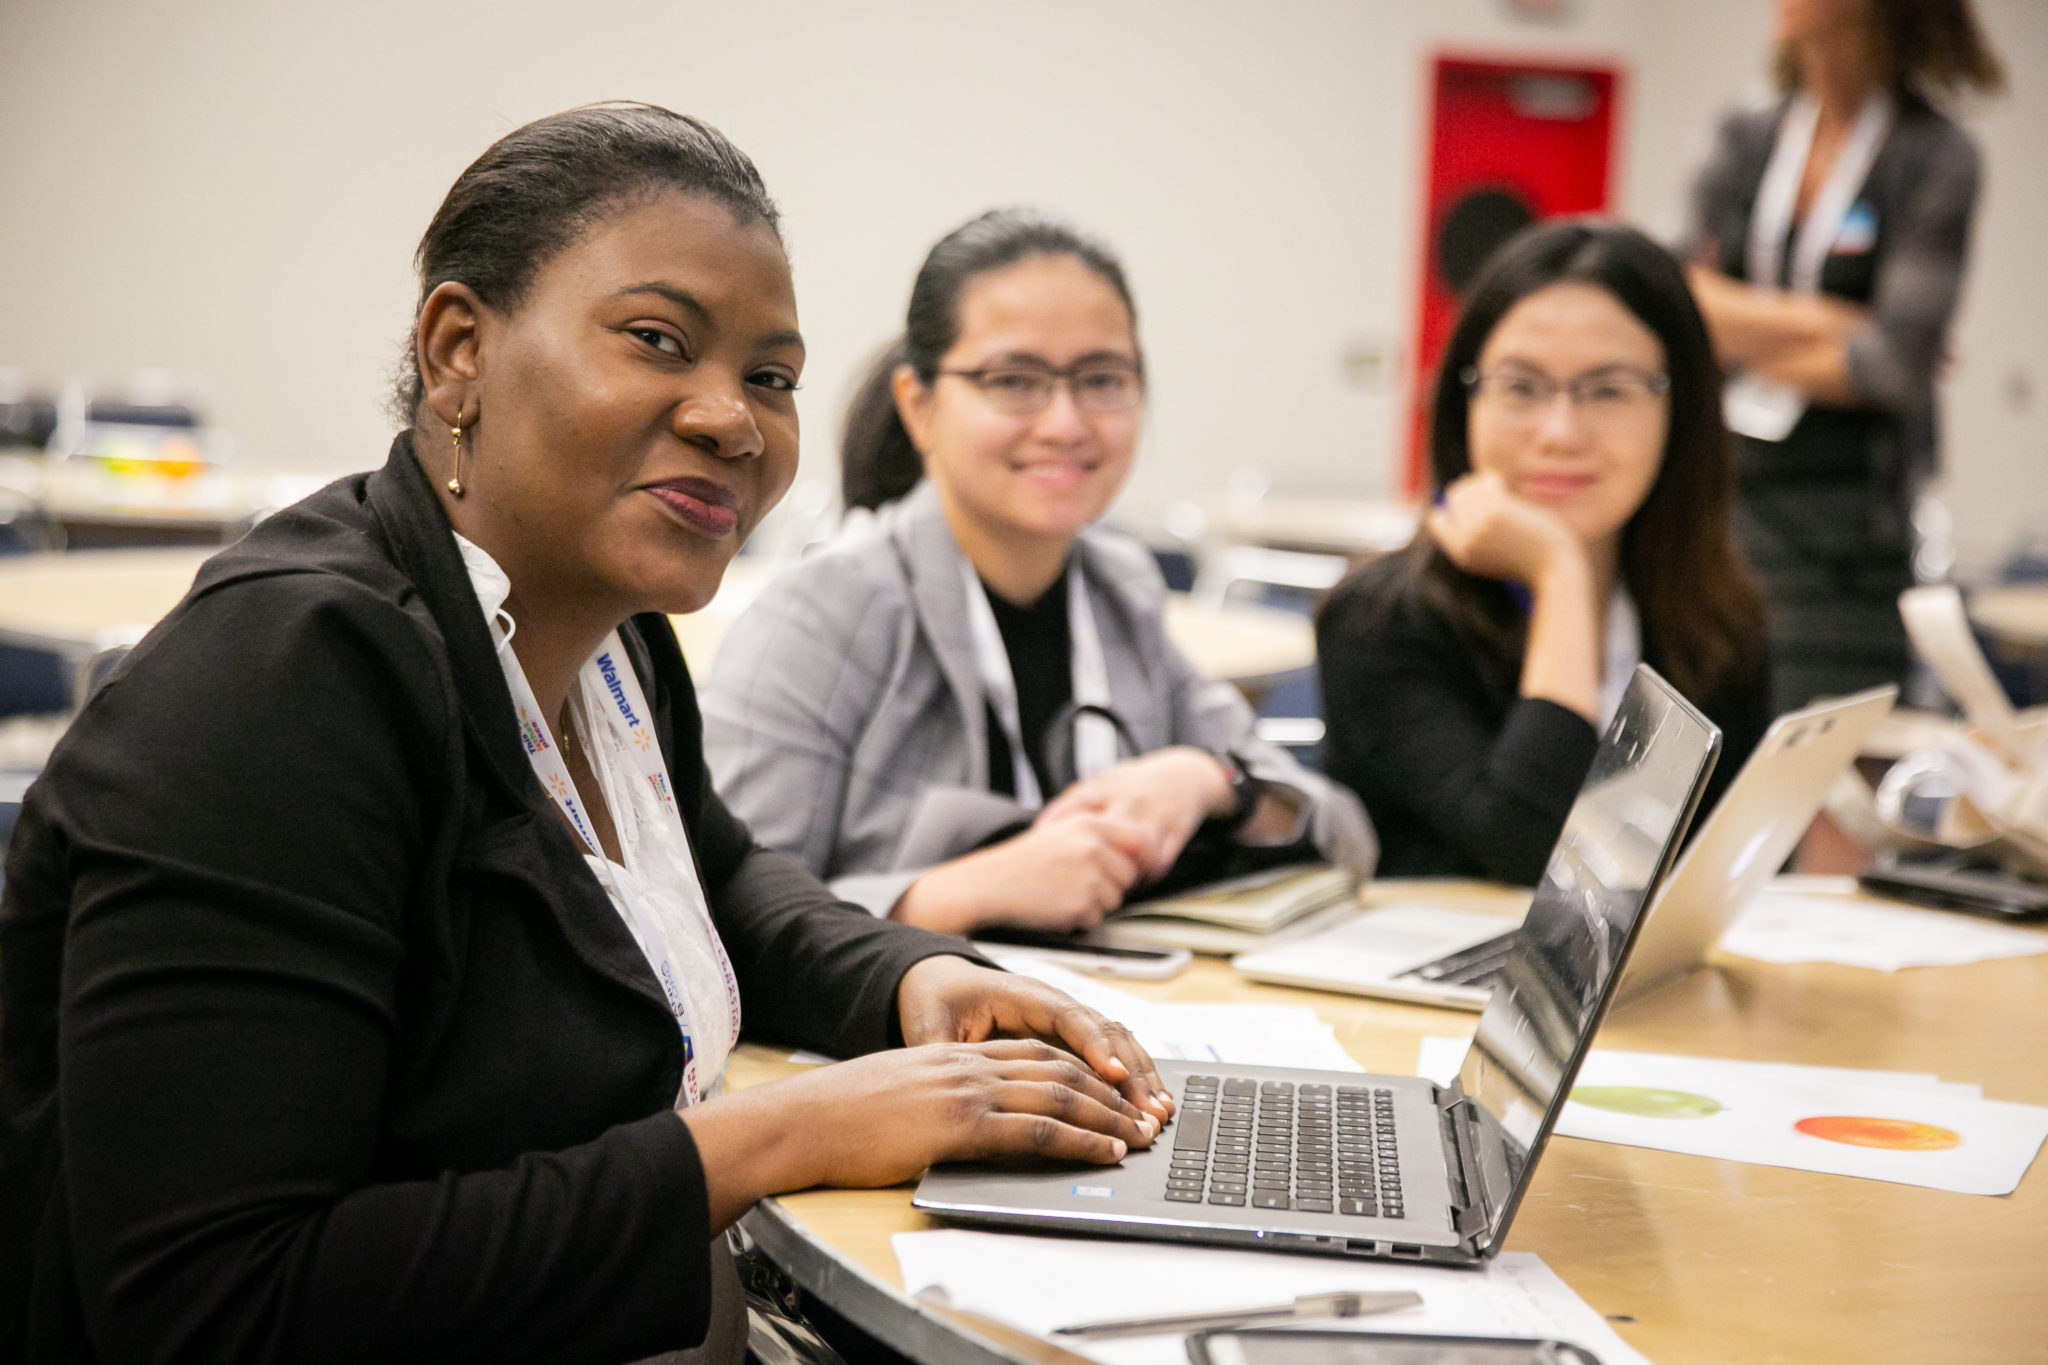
left=981, top=952, right=1364, bottom=1071
left=1561, top=1053, right=2040, bottom=1194
left=1412, top=1041, right=2039, bottom=1193
left=892, top=1229, right=1650, bottom=1365
left=1720, top=881, right=2048, bottom=971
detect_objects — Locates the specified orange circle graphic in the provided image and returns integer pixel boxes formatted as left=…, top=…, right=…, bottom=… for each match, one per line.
left=1793, top=1115, right=1961, bottom=1151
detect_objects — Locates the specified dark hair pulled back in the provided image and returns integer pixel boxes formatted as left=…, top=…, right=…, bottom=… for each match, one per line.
left=392, top=101, right=781, bottom=425
left=1360, top=218, right=1765, bottom=704
left=839, top=208, right=1138, bottom=512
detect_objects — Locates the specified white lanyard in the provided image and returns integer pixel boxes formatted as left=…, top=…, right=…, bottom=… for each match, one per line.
left=960, top=557, right=1117, bottom=808
left=1727, top=91, right=1895, bottom=442
left=497, top=625, right=741, bottom=1107
left=1749, top=91, right=1894, bottom=296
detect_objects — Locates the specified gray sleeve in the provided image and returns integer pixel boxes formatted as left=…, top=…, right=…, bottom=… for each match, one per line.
left=1682, top=105, right=1765, bottom=267
left=1845, top=125, right=1982, bottom=412
left=699, top=566, right=880, bottom=884
left=1159, top=636, right=1379, bottom=886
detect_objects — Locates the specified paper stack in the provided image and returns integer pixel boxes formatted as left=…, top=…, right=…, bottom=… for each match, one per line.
left=893, top=1229, right=1650, bottom=1365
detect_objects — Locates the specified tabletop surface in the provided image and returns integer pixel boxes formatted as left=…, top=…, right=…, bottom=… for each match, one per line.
left=724, top=878, right=2048, bottom=1365
left=1970, top=582, right=2048, bottom=645
left=0, top=548, right=211, bottom=653
left=0, top=548, right=1315, bottom=688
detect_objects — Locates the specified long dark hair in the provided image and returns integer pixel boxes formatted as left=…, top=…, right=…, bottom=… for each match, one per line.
left=1775, top=0, right=2005, bottom=102
left=391, top=102, right=781, bottom=425
left=839, top=208, right=1138, bottom=513
left=1359, top=219, right=1765, bottom=704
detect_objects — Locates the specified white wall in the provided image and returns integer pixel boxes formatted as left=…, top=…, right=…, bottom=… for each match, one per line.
left=0, top=0, right=2041, bottom=564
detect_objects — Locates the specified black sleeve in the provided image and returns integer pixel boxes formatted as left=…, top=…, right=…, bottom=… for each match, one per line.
left=1317, top=581, right=1597, bottom=886
left=630, top=613, right=984, bottom=1058
left=50, top=579, right=715, bottom=1364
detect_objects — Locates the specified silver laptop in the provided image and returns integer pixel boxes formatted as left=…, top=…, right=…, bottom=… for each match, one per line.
left=913, top=664, right=1719, bottom=1265
left=1234, top=685, right=1895, bottom=1010
left=1613, top=683, right=1895, bottom=1001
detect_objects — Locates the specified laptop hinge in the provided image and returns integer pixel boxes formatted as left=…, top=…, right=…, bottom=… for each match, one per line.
left=1438, top=1089, right=1495, bottom=1252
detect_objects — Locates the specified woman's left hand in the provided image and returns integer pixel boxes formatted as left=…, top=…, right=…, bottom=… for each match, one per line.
left=896, top=955, right=1175, bottom=1121
left=1035, top=747, right=1232, bottom=880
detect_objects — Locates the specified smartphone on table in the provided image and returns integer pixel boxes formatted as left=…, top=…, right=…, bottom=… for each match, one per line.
left=1857, top=858, right=2048, bottom=922
left=1187, top=1328, right=1604, bottom=1365
left=969, top=928, right=1192, bottom=980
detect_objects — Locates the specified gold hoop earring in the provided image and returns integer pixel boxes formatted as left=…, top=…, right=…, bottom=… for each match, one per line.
left=446, top=417, right=467, bottom=497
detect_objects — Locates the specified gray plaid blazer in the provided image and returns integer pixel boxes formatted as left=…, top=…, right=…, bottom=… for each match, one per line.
left=701, top=482, right=1376, bottom=914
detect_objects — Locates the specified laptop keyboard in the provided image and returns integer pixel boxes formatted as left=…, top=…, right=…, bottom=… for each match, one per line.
left=1164, top=1076, right=1404, bottom=1219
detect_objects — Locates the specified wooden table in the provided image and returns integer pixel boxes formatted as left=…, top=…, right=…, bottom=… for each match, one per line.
left=724, top=878, right=2048, bottom=1365
left=1970, top=584, right=2048, bottom=648
left=0, top=548, right=213, bottom=706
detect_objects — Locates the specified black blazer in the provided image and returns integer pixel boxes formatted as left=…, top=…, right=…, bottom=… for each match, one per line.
left=0, top=438, right=977, bottom=1364
left=1317, top=557, right=1770, bottom=886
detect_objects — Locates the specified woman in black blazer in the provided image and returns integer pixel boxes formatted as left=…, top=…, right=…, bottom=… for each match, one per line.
left=1319, top=222, right=1771, bottom=885
left=0, top=104, right=1167, bottom=1365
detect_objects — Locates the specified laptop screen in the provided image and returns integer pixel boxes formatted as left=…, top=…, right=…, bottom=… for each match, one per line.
left=1453, top=665, right=1719, bottom=1254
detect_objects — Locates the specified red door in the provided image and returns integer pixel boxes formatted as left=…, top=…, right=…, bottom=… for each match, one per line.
left=1403, top=56, right=1622, bottom=495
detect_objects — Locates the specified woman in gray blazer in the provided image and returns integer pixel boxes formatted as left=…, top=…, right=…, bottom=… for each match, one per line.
left=703, top=210, right=1374, bottom=932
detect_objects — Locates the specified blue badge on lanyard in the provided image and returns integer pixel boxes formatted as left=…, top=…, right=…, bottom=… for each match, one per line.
left=1834, top=202, right=1879, bottom=256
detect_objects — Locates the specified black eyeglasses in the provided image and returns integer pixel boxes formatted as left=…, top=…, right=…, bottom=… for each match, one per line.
left=938, top=360, right=1146, bottom=415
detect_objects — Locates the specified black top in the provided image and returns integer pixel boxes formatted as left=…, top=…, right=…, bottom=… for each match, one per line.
left=982, top=571, right=1071, bottom=800
left=1317, top=557, right=1771, bottom=886
left=0, top=437, right=978, bottom=1364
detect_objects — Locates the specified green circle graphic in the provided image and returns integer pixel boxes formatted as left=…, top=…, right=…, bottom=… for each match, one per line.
left=1571, top=1085, right=1724, bottom=1119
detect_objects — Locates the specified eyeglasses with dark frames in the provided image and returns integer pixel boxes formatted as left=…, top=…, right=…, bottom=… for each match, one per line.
left=938, top=359, right=1146, bottom=416
left=1462, top=364, right=1670, bottom=422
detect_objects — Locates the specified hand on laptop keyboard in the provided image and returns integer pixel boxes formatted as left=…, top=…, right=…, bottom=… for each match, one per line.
left=686, top=1036, right=1163, bottom=1226
left=896, top=954, right=1176, bottom=1121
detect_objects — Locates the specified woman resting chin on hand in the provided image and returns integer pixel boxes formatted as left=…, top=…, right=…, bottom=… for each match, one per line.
left=1427, top=469, right=1605, bottom=726
left=1318, top=220, right=1773, bottom=888
left=702, top=210, right=1375, bottom=937
left=0, top=105, right=1168, bottom=1365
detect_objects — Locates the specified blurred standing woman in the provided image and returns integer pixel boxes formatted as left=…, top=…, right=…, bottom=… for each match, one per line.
left=1685, top=0, right=2003, bottom=711
left=0, top=106, right=1170, bottom=1364
left=703, top=210, right=1374, bottom=934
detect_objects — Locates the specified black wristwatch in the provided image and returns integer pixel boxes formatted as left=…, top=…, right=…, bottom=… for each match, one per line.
left=1211, top=749, right=1263, bottom=834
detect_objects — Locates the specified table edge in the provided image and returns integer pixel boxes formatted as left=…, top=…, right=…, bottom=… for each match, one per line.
left=743, top=1198, right=1036, bottom=1365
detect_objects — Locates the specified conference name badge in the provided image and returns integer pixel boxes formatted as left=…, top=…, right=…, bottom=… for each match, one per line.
left=1833, top=202, right=1879, bottom=256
